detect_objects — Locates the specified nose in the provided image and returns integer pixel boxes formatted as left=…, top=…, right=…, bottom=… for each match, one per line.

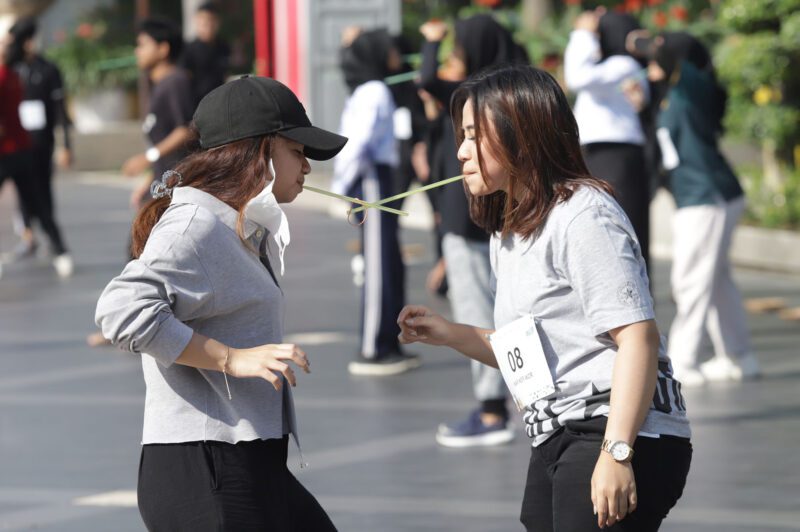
left=457, top=139, right=470, bottom=163
left=302, top=157, right=311, bottom=174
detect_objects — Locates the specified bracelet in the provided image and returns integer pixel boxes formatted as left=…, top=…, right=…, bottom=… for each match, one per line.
left=222, top=346, right=232, bottom=400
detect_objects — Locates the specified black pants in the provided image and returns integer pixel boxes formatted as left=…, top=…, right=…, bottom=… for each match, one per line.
left=138, top=436, right=337, bottom=532
left=583, top=143, right=649, bottom=272
left=348, top=164, right=406, bottom=359
left=0, top=148, right=67, bottom=255
left=520, top=418, right=691, bottom=532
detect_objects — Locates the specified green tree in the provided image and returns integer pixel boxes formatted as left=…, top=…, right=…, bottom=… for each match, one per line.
left=715, top=0, right=800, bottom=182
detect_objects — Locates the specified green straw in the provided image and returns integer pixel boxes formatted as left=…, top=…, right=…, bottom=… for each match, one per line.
left=384, top=71, right=419, bottom=86
left=350, top=175, right=465, bottom=215
left=303, top=185, right=409, bottom=216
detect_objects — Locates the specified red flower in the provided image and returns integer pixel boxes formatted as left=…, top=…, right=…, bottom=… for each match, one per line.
left=670, top=5, right=689, bottom=22
left=652, top=10, right=668, bottom=27
left=625, top=0, right=644, bottom=11
left=647, top=0, right=664, bottom=6
left=475, top=0, right=501, bottom=6
left=541, top=53, right=561, bottom=70
left=76, top=23, right=94, bottom=39
left=564, top=0, right=581, bottom=5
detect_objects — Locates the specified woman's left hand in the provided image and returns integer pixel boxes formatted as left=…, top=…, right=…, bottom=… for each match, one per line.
left=574, top=10, right=601, bottom=33
left=591, top=452, right=637, bottom=528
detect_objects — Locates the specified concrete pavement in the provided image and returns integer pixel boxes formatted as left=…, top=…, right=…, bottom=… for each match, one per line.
left=0, top=173, right=799, bottom=531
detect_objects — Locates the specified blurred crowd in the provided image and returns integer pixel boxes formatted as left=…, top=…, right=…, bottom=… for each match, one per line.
left=1, top=2, right=759, bottom=444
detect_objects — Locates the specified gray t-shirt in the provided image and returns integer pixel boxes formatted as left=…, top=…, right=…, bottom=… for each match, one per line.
left=491, top=186, right=691, bottom=446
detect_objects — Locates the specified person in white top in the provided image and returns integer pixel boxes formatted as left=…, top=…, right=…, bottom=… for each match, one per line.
left=334, top=28, right=420, bottom=376
left=564, top=9, right=652, bottom=271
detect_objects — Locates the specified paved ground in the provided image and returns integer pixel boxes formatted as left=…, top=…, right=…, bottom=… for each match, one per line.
left=0, top=173, right=799, bottom=531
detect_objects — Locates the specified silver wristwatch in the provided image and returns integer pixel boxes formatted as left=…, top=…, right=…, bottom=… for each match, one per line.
left=601, top=439, right=634, bottom=463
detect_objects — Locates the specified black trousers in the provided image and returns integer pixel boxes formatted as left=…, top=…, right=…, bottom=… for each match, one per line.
left=520, top=418, right=692, bottom=532
left=0, top=148, right=67, bottom=255
left=583, top=143, right=649, bottom=273
left=348, top=164, right=406, bottom=359
left=138, top=436, right=337, bottom=532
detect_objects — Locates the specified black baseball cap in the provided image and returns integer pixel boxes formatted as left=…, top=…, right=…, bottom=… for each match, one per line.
left=194, top=75, right=347, bottom=160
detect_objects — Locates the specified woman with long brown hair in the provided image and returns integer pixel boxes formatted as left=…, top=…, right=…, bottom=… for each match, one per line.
left=96, top=76, right=346, bottom=531
left=397, top=64, right=692, bottom=531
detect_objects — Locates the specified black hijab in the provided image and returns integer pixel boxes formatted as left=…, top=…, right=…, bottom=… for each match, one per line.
left=454, top=14, right=528, bottom=76
left=654, top=33, right=726, bottom=131
left=340, top=28, right=394, bottom=93
left=654, top=32, right=712, bottom=81
left=598, top=12, right=642, bottom=63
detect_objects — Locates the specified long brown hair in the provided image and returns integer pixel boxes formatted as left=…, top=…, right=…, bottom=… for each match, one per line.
left=131, top=128, right=273, bottom=258
left=451, top=64, right=613, bottom=239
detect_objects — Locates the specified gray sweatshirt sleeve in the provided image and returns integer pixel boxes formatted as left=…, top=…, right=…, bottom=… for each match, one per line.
left=95, top=232, right=215, bottom=367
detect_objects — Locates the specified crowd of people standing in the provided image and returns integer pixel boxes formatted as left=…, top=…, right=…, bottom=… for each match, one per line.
left=1, top=3, right=765, bottom=531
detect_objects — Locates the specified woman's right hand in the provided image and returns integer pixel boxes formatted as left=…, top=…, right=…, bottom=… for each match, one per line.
left=397, top=305, right=452, bottom=346
left=227, top=343, right=310, bottom=391
left=420, top=20, right=448, bottom=43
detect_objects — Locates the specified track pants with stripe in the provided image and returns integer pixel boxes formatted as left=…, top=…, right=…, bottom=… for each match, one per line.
left=348, top=164, right=406, bottom=359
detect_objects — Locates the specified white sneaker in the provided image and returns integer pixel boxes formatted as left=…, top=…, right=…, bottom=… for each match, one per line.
left=348, top=353, right=421, bottom=376
left=53, top=254, right=74, bottom=278
left=700, top=356, right=742, bottom=382
left=350, top=254, right=364, bottom=287
left=673, top=365, right=705, bottom=387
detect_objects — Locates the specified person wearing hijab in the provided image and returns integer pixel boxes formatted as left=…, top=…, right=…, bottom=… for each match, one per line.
left=564, top=9, right=651, bottom=272
left=333, top=28, right=420, bottom=376
left=646, top=33, right=760, bottom=387
left=418, top=14, right=528, bottom=448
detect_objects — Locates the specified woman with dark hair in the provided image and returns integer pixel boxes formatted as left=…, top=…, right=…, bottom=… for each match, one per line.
left=398, top=64, right=692, bottom=531
left=96, top=76, right=345, bottom=531
left=417, top=15, right=528, bottom=448
left=334, top=27, right=420, bottom=376
left=647, top=34, right=760, bottom=386
left=565, top=9, right=651, bottom=271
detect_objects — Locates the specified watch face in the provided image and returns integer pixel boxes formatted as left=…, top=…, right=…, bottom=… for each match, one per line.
left=610, top=442, right=631, bottom=461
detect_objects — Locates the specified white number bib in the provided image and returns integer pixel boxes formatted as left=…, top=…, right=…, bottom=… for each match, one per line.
left=19, top=100, right=47, bottom=131
left=488, top=315, right=556, bottom=411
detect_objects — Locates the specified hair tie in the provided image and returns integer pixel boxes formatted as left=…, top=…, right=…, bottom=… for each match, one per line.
left=151, top=170, right=183, bottom=199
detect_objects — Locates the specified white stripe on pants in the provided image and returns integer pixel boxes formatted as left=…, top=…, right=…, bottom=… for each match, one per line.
left=667, top=196, right=752, bottom=369
left=361, top=170, right=383, bottom=358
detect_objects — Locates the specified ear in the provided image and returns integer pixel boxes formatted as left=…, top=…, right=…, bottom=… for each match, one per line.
left=157, top=41, right=171, bottom=61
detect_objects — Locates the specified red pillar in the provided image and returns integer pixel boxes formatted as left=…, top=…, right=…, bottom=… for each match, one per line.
left=254, top=0, right=273, bottom=77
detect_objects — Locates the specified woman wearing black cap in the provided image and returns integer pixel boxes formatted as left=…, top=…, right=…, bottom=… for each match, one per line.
left=95, top=76, right=346, bottom=531
left=564, top=9, right=651, bottom=272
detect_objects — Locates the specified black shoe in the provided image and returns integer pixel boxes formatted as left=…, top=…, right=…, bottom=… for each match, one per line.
left=348, top=352, right=421, bottom=376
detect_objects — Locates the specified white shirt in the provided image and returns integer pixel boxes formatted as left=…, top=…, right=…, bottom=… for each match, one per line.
left=564, top=30, right=647, bottom=146
left=332, top=80, right=398, bottom=195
